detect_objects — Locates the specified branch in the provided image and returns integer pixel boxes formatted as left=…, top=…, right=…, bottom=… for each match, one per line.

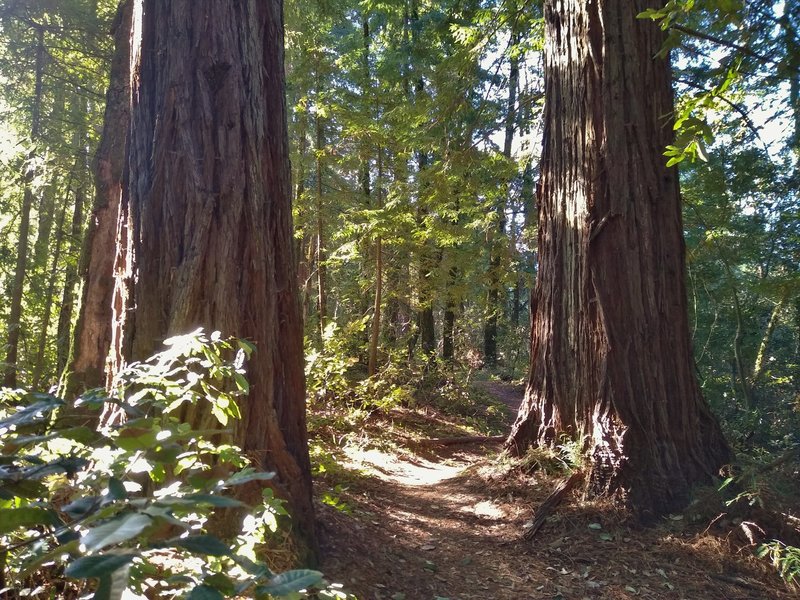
left=675, top=77, right=773, bottom=156
left=671, top=24, right=773, bottom=66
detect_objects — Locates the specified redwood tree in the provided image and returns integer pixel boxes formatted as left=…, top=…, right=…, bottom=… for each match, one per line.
left=506, top=0, right=730, bottom=519
left=110, top=0, right=316, bottom=554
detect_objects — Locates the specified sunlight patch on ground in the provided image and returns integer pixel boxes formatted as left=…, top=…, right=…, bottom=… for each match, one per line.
left=341, top=446, right=465, bottom=486
left=462, top=500, right=505, bottom=519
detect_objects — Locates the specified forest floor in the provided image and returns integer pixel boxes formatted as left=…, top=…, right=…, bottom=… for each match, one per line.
left=310, top=379, right=794, bottom=600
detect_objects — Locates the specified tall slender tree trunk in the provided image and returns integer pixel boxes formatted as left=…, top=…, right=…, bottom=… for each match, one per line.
left=416, top=148, right=436, bottom=360
left=294, top=110, right=312, bottom=321
left=31, top=201, right=68, bottom=389
left=4, top=26, right=45, bottom=388
left=368, top=149, right=384, bottom=376
left=751, top=292, right=788, bottom=387
left=442, top=265, right=458, bottom=361
left=507, top=0, right=729, bottom=520
left=315, top=61, right=328, bottom=338
left=512, top=161, right=535, bottom=327
left=63, top=0, right=132, bottom=394
left=116, top=0, right=315, bottom=558
left=56, top=175, right=87, bottom=375
left=484, top=25, right=520, bottom=366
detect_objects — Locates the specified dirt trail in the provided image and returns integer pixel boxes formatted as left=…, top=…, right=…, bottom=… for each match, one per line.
left=316, top=382, right=789, bottom=600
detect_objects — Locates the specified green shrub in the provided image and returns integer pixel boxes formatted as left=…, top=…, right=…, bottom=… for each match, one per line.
left=757, top=540, right=800, bottom=590
left=0, top=329, right=347, bottom=600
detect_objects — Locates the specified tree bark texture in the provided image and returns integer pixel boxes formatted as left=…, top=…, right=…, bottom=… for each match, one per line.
left=64, top=0, right=132, bottom=394
left=119, top=0, right=315, bottom=556
left=506, top=0, right=730, bottom=520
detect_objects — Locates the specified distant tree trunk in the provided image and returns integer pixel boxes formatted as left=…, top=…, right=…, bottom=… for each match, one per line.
left=725, top=265, right=753, bottom=408
left=405, top=0, right=436, bottom=361
left=3, top=26, right=44, bottom=388
left=56, top=180, right=87, bottom=376
left=416, top=149, right=436, bottom=360
left=364, top=17, right=384, bottom=377
left=368, top=149, right=383, bottom=376
left=315, top=61, right=328, bottom=338
left=512, top=161, right=535, bottom=327
left=484, top=26, right=519, bottom=366
left=294, top=110, right=312, bottom=321
left=31, top=200, right=68, bottom=389
left=442, top=266, right=458, bottom=361
left=507, top=0, right=729, bottom=520
left=751, top=292, right=788, bottom=387
left=117, top=0, right=316, bottom=558
left=63, top=0, right=132, bottom=395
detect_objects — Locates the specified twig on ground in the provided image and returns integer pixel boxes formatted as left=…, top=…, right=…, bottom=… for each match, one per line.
left=417, top=435, right=506, bottom=447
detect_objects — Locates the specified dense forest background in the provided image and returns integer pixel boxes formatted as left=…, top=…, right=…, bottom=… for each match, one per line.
left=1, top=0, right=796, bottom=444
left=0, top=0, right=799, bottom=597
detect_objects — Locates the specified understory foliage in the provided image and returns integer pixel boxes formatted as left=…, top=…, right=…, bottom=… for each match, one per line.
left=0, top=331, right=346, bottom=600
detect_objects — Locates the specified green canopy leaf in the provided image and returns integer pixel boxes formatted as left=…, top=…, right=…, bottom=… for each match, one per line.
left=256, top=570, right=324, bottom=596
left=81, top=513, right=152, bottom=552
left=65, top=554, right=137, bottom=579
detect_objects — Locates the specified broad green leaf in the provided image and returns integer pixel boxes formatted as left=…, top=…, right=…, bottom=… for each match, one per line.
left=0, top=396, right=64, bottom=430
left=0, top=478, right=47, bottom=498
left=166, top=534, right=231, bottom=556
left=233, top=372, right=249, bottom=393
left=666, top=155, right=683, bottom=167
left=0, top=507, right=59, bottom=534
left=65, top=554, right=137, bottom=579
left=223, top=468, right=275, bottom=487
left=257, top=570, right=324, bottom=596
left=73, top=388, right=112, bottom=409
left=62, top=496, right=101, bottom=519
left=187, top=585, right=225, bottom=600
left=19, top=539, right=80, bottom=578
left=21, top=456, right=89, bottom=480
left=233, top=554, right=271, bottom=578
left=107, top=478, right=127, bottom=501
left=115, top=427, right=158, bottom=451
left=155, top=494, right=245, bottom=508
left=81, top=513, right=152, bottom=552
left=93, top=562, right=131, bottom=600
left=203, top=573, right=236, bottom=595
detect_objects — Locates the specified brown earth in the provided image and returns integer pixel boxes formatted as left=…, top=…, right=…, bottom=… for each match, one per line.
left=313, top=381, right=794, bottom=600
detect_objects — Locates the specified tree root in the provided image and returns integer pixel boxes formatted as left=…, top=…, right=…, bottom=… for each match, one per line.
left=522, top=470, right=584, bottom=541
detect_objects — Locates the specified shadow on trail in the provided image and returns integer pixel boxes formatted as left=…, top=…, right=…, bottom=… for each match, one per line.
left=315, top=381, right=788, bottom=600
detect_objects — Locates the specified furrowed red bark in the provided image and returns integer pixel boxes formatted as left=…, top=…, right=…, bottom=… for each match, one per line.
left=506, top=0, right=730, bottom=520
left=63, top=0, right=132, bottom=395
left=117, top=0, right=316, bottom=558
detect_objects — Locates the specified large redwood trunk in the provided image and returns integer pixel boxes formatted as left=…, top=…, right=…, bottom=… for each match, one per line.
left=117, top=0, right=315, bottom=555
left=506, top=0, right=730, bottom=520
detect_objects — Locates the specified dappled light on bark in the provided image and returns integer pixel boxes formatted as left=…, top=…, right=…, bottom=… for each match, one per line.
left=506, top=0, right=730, bottom=520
